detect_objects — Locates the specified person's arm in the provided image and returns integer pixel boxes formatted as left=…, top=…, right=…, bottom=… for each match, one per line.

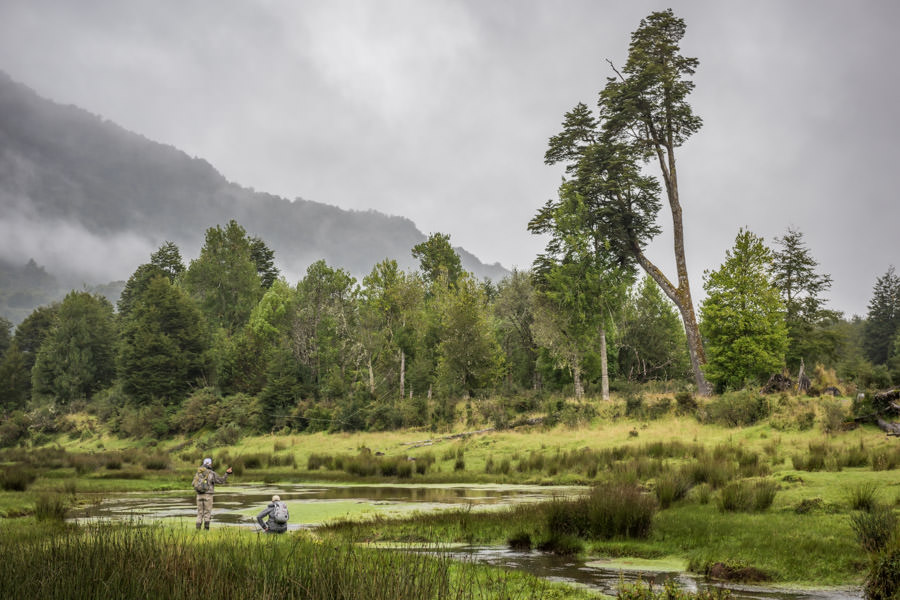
left=210, top=468, right=232, bottom=485
left=256, top=505, right=273, bottom=530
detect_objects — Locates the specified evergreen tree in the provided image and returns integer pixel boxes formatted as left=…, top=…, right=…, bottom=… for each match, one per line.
left=32, top=291, right=117, bottom=405
left=543, top=10, right=710, bottom=394
left=772, top=228, right=840, bottom=369
left=618, top=276, right=690, bottom=382
left=182, top=220, right=263, bottom=333
left=412, top=233, right=464, bottom=287
left=0, top=342, right=29, bottom=411
left=118, top=276, right=208, bottom=405
left=249, top=236, right=279, bottom=290
left=864, top=266, right=900, bottom=365
left=700, top=229, right=788, bottom=391
left=0, top=316, right=11, bottom=358
left=149, top=241, right=185, bottom=281
left=530, top=183, right=632, bottom=400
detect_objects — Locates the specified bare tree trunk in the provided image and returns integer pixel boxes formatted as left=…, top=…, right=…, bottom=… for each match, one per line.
left=600, top=326, right=609, bottom=401
left=573, top=361, right=584, bottom=400
left=399, top=349, right=405, bottom=399
left=368, top=358, right=375, bottom=394
left=634, top=248, right=711, bottom=396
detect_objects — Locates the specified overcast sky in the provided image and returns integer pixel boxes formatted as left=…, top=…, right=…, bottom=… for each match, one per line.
left=1, top=0, right=897, bottom=317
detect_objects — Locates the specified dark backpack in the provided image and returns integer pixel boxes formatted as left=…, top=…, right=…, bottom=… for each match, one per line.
left=272, top=501, right=289, bottom=524
left=192, top=467, right=210, bottom=494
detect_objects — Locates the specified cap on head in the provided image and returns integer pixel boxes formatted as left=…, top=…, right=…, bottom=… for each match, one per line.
left=202, top=458, right=212, bottom=467
left=272, top=495, right=281, bottom=502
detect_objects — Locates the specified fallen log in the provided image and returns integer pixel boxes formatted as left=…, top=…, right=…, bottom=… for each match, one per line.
left=877, top=418, right=900, bottom=437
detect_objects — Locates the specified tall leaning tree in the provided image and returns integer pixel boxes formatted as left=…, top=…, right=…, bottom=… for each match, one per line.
left=543, top=9, right=710, bottom=394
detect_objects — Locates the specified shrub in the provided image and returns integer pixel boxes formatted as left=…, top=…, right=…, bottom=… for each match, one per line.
left=866, top=544, right=900, bottom=600
left=848, top=483, right=880, bottom=512
left=702, top=390, right=769, bottom=427
left=546, top=483, right=657, bottom=540
left=143, top=455, right=170, bottom=470
left=852, top=505, right=898, bottom=553
left=535, top=534, right=583, bottom=555
left=717, top=479, right=777, bottom=512
left=675, top=391, right=698, bottom=416
left=34, top=494, right=68, bottom=521
left=820, top=398, right=849, bottom=433
left=684, top=456, right=735, bottom=489
left=655, top=472, right=691, bottom=509
left=507, top=531, right=532, bottom=550
left=0, top=466, right=37, bottom=491
left=872, top=448, right=900, bottom=471
left=307, top=453, right=334, bottom=470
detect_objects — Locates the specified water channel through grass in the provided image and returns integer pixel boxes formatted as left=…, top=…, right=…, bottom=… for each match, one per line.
left=67, top=483, right=863, bottom=599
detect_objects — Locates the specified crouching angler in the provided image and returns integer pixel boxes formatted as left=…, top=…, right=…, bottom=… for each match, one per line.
left=192, top=457, right=232, bottom=530
left=256, top=495, right=289, bottom=533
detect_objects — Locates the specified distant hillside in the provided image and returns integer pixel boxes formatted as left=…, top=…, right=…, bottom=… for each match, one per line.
left=0, top=70, right=508, bottom=322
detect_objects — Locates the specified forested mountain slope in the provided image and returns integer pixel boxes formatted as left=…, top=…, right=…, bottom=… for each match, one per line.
left=0, top=70, right=507, bottom=322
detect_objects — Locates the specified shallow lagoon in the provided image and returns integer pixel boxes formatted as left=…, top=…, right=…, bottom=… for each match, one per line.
left=69, top=482, right=581, bottom=528
left=69, top=483, right=863, bottom=600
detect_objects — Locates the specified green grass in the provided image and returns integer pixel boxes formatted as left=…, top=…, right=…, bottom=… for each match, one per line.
left=0, top=522, right=598, bottom=600
left=3, top=403, right=899, bottom=588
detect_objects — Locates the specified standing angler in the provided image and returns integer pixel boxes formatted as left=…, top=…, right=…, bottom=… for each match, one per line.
left=192, top=457, right=232, bottom=530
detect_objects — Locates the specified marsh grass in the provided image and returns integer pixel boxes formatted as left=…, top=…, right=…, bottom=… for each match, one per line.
left=0, top=465, right=37, bottom=491
left=848, top=482, right=880, bottom=511
left=34, top=493, right=68, bottom=521
left=0, top=524, right=563, bottom=600
left=851, top=505, right=898, bottom=553
left=716, top=480, right=777, bottom=513
left=546, top=483, right=657, bottom=539
left=655, top=472, right=691, bottom=509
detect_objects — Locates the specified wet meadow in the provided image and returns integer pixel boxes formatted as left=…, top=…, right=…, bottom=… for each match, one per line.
left=1, top=391, right=898, bottom=598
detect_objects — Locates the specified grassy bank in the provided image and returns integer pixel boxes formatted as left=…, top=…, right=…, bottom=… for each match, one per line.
left=2, top=398, right=899, bottom=588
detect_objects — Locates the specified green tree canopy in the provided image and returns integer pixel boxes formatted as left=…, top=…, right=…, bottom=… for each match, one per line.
left=771, top=227, right=840, bottom=370
left=149, top=241, right=185, bottom=281
left=32, top=291, right=117, bottom=404
left=433, top=273, right=504, bottom=398
left=700, top=229, right=788, bottom=391
left=293, top=260, right=360, bottom=399
left=412, top=233, right=464, bottom=287
left=543, top=9, right=710, bottom=394
left=618, top=275, right=690, bottom=382
left=864, top=266, right=900, bottom=365
left=494, top=269, right=538, bottom=392
left=182, top=220, right=263, bottom=333
left=118, top=275, right=209, bottom=405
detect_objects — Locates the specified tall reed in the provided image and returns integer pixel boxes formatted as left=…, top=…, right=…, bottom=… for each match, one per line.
left=0, top=524, right=552, bottom=600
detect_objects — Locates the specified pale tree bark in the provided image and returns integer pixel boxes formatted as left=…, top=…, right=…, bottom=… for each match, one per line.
left=573, top=360, right=584, bottom=400
left=599, top=326, right=609, bottom=400
left=368, top=358, right=375, bottom=395
left=634, top=244, right=710, bottom=396
left=399, top=349, right=406, bottom=399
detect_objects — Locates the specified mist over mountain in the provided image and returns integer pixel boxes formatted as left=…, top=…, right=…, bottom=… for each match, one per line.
left=0, top=70, right=508, bottom=322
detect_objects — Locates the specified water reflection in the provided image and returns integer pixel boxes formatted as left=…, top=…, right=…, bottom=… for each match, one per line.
left=417, top=546, right=863, bottom=600
left=69, top=483, right=578, bottom=526
left=69, top=485, right=863, bottom=600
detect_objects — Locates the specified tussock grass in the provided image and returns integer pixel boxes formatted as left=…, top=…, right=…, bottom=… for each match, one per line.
left=851, top=505, right=898, bottom=553
left=0, top=524, right=569, bottom=600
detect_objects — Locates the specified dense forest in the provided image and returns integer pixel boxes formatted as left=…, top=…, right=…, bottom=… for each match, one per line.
left=0, top=217, right=897, bottom=447
left=2, top=10, right=899, bottom=449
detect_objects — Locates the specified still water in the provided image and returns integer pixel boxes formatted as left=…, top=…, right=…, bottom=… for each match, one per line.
left=70, top=484, right=862, bottom=600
